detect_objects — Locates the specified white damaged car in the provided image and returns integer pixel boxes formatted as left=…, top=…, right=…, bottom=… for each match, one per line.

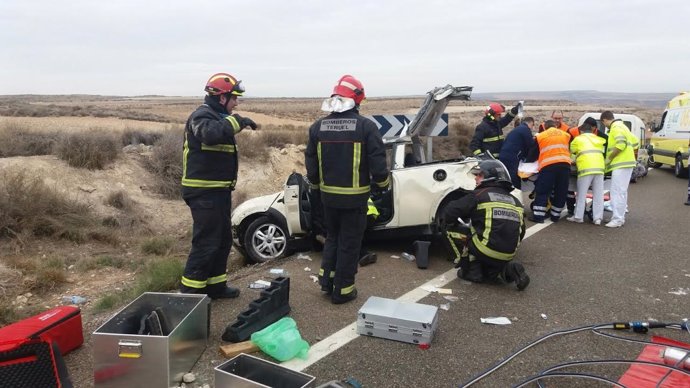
left=231, top=85, right=495, bottom=263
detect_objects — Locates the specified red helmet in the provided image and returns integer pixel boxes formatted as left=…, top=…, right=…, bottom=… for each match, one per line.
left=204, top=73, right=245, bottom=96
left=331, top=75, right=365, bottom=105
left=485, top=103, right=505, bottom=116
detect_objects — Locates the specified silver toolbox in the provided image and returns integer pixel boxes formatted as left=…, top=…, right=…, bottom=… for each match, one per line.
left=214, top=353, right=315, bottom=388
left=93, top=292, right=210, bottom=387
left=356, top=296, right=439, bottom=345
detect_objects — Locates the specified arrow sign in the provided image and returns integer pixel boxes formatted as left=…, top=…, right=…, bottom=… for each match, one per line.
left=368, top=114, right=448, bottom=138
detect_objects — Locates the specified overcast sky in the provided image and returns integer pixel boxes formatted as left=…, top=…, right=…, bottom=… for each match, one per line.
left=2, top=0, right=688, bottom=97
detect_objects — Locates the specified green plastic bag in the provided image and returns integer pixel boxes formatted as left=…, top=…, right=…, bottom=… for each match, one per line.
left=250, top=317, right=309, bottom=362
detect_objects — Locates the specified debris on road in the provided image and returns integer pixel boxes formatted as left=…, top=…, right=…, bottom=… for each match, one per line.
left=269, top=268, right=288, bottom=277
left=304, top=267, right=311, bottom=272
left=480, top=317, right=512, bottom=325
left=309, top=275, right=319, bottom=283
left=297, top=253, right=312, bottom=261
left=249, top=280, right=272, bottom=289
left=540, top=313, right=548, bottom=320
left=668, top=287, right=689, bottom=295
left=439, top=303, right=450, bottom=311
left=443, top=296, right=459, bottom=302
left=390, top=255, right=400, bottom=259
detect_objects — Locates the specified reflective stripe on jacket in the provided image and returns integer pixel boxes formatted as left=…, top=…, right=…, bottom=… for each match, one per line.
left=606, top=120, right=639, bottom=172
left=181, top=101, right=240, bottom=189
left=570, top=133, right=606, bottom=177
left=305, top=110, right=389, bottom=208
left=536, top=128, right=572, bottom=170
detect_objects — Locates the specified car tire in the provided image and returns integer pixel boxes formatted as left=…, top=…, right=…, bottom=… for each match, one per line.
left=243, top=216, right=288, bottom=263
left=675, top=155, right=688, bottom=178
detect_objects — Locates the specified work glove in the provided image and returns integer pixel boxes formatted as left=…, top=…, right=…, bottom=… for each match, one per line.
left=510, top=104, right=520, bottom=116
left=232, top=114, right=258, bottom=130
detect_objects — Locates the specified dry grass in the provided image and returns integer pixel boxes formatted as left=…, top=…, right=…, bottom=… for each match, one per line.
left=0, top=121, right=61, bottom=157
left=0, top=169, right=100, bottom=246
left=54, top=129, right=120, bottom=169
left=236, top=124, right=308, bottom=162
left=144, top=130, right=183, bottom=199
left=105, top=190, right=135, bottom=211
left=121, top=128, right=164, bottom=146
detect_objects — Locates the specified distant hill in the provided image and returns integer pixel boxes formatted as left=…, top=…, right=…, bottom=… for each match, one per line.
left=473, top=90, right=677, bottom=108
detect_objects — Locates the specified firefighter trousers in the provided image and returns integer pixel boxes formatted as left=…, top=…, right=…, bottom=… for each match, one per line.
left=320, top=205, right=367, bottom=297
left=181, top=190, right=232, bottom=293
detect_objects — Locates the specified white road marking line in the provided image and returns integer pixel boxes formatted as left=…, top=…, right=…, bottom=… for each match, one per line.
left=283, top=220, right=553, bottom=372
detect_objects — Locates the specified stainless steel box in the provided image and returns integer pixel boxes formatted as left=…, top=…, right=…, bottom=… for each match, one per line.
left=93, top=292, right=210, bottom=387
left=356, top=296, right=439, bottom=345
left=214, top=353, right=315, bottom=388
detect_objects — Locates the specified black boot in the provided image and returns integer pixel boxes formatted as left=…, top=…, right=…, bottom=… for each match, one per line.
left=457, top=260, right=483, bottom=283
left=331, top=288, right=358, bottom=304
left=358, top=252, right=378, bottom=266
left=206, top=283, right=240, bottom=299
left=504, top=262, right=530, bottom=291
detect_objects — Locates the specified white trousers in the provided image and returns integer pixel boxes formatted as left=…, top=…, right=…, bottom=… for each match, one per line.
left=575, top=174, right=604, bottom=221
left=610, top=168, right=633, bottom=223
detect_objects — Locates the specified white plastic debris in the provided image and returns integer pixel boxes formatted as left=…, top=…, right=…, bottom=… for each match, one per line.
left=443, top=296, right=459, bottom=302
left=439, top=303, right=450, bottom=311
left=249, top=280, right=272, bottom=289
left=421, top=285, right=439, bottom=293
left=269, top=268, right=288, bottom=277
left=540, top=313, right=548, bottom=320
left=390, top=255, right=401, bottom=259
left=304, top=267, right=312, bottom=272
left=669, top=288, right=689, bottom=296
left=309, top=275, right=319, bottom=283
left=182, top=373, right=195, bottom=383
left=480, top=317, right=512, bottom=325
left=297, top=253, right=312, bottom=261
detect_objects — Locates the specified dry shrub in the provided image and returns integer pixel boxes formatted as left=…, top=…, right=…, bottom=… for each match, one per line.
left=0, top=121, right=61, bottom=157
left=145, top=129, right=183, bottom=199
left=0, top=169, right=97, bottom=244
left=121, top=128, right=164, bottom=146
left=54, top=129, right=120, bottom=169
left=140, top=236, right=175, bottom=256
left=237, top=126, right=308, bottom=162
left=105, top=190, right=135, bottom=211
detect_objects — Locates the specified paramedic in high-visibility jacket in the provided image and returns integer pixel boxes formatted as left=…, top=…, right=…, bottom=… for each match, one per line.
left=600, top=111, right=640, bottom=228
left=442, top=160, right=530, bottom=291
left=179, top=72, right=258, bottom=299
left=305, top=75, right=389, bottom=304
left=567, top=119, right=606, bottom=225
left=529, top=120, right=572, bottom=223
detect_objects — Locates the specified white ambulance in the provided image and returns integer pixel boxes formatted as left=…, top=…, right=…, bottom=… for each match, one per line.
left=648, top=92, right=690, bottom=177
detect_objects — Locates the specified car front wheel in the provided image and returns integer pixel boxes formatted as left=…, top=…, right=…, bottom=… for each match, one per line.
left=243, top=216, right=288, bottom=263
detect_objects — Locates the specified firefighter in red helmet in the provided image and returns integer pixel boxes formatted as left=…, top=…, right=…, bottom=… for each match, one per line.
left=179, top=72, right=258, bottom=299
left=306, top=74, right=389, bottom=304
left=469, top=102, right=521, bottom=158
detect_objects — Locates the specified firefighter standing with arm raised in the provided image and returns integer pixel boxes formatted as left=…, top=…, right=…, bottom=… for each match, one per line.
left=442, top=160, right=529, bottom=291
left=179, top=72, right=258, bottom=299
left=469, top=103, right=520, bottom=158
left=305, top=75, right=389, bottom=304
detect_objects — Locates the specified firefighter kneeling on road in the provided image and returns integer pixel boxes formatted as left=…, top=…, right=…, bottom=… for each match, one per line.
left=442, top=160, right=530, bottom=291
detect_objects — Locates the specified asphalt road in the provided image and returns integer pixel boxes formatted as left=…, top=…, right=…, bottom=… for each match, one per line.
left=70, top=167, right=690, bottom=387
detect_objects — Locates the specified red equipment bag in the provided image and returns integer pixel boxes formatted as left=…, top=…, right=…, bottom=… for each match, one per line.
left=618, top=336, right=690, bottom=387
left=0, top=305, right=83, bottom=355
left=0, top=337, right=74, bottom=387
